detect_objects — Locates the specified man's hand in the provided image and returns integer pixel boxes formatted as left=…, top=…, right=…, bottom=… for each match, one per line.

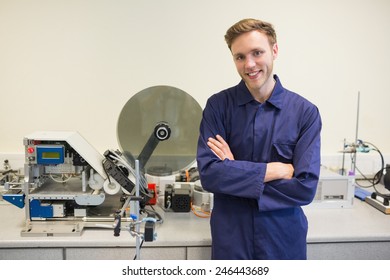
left=207, top=135, right=294, bottom=182
left=207, top=135, right=235, bottom=160
left=264, top=162, right=294, bottom=182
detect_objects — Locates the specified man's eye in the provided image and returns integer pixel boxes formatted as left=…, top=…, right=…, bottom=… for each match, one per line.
left=235, top=55, right=244, bottom=61
left=254, top=51, right=263, bottom=56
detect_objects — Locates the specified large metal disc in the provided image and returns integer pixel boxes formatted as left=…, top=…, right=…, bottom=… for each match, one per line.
left=117, top=85, right=202, bottom=176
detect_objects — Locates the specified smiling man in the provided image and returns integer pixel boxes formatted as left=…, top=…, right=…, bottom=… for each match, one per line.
left=196, top=18, right=322, bottom=260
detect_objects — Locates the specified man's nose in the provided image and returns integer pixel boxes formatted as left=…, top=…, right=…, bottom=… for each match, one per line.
left=245, top=57, right=256, bottom=69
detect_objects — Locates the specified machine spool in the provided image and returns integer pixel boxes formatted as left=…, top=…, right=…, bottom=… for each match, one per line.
left=117, top=85, right=203, bottom=176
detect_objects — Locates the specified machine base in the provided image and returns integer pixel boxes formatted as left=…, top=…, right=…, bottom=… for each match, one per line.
left=365, top=197, right=390, bottom=214
left=21, top=221, right=85, bottom=237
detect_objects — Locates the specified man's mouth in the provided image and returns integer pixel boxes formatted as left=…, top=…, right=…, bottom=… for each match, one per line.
left=247, top=70, right=261, bottom=79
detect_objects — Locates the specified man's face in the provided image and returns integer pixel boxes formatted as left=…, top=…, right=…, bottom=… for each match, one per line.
left=230, top=30, right=278, bottom=94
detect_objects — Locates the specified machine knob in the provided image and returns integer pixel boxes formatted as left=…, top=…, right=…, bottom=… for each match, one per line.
left=154, top=122, right=171, bottom=141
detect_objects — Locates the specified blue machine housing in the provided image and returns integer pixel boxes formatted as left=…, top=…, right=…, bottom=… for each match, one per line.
left=29, top=199, right=53, bottom=218
left=36, top=145, right=65, bottom=165
left=2, top=193, right=25, bottom=208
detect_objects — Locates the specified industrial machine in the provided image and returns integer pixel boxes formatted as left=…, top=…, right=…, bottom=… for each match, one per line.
left=2, top=85, right=203, bottom=248
left=306, top=166, right=355, bottom=209
left=164, top=183, right=192, bottom=212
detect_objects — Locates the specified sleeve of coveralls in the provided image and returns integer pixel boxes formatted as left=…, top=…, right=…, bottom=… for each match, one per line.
left=257, top=105, right=322, bottom=211
left=196, top=98, right=266, bottom=200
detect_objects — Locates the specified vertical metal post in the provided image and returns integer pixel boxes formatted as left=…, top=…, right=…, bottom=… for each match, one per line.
left=135, top=159, right=141, bottom=260
left=341, top=138, right=346, bottom=175
left=24, top=164, right=31, bottom=228
left=352, top=91, right=360, bottom=175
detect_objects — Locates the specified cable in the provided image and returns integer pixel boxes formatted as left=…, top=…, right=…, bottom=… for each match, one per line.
left=191, top=202, right=211, bottom=218
left=102, top=159, right=112, bottom=184
left=49, top=173, right=73, bottom=183
left=143, top=207, right=164, bottom=224
left=133, top=239, right=144, bottom=260
left=364, top=141, right=385, bottom=184
left=354, top=140, right=389, bottom=197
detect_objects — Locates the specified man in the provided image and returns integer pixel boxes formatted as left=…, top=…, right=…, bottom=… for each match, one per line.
left=196, top=18, right=322, bottom=259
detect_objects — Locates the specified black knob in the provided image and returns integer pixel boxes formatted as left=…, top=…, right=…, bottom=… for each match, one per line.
left=154, top=122, right=171, bottom=141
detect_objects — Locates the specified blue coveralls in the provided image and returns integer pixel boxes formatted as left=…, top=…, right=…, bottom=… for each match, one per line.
left=196, top=75, right=322, bottom=259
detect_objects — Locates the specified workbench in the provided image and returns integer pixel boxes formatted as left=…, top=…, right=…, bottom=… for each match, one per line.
left=0, top=198, right=389, bottom=260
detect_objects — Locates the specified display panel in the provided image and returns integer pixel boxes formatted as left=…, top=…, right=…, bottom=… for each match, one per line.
left=36, top=145, right=65, bottom=165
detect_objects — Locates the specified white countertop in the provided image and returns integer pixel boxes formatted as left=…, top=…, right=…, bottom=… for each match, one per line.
left=0, top=198, right=389, bottom=249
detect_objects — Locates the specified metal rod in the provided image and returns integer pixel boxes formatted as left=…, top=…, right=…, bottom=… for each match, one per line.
left=341, top=138, right=346, bottom=175
left=355, top=91, right=360, bottom=147
left=24, top=165, right=31, bottom=226
left=352, top=91, right=360, bottom=175
left=39, top=217, right=134, bottom=222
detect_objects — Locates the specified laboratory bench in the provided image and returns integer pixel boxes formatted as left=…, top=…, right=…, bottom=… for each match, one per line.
left=0, top=198, right=389, bottom=260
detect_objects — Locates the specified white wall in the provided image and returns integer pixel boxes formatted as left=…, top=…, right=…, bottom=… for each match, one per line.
left=1, top=0, right=389, bottom=165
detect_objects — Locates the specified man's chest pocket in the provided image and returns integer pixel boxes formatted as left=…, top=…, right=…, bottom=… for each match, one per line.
left=271, top=143, right=296, bottom=163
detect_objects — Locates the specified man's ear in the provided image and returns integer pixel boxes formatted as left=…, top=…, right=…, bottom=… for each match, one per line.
left=272, top=43, right=278, bottom=60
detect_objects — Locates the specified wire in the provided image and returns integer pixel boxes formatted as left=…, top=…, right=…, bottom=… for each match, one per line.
left=133, top=239, right=144, bottom=260
left=191, top=202, right=211, bottom=218
left=49, top=173, right=73, bottom=183
left=354, top=140, right=389, bottom=197
left=102, top=159, right=112, bottom=184
left=143, top=207, right=164, bottom=224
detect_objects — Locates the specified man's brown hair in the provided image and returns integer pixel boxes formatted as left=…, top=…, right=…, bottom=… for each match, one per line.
left=224, top=18, right=277, bottom=50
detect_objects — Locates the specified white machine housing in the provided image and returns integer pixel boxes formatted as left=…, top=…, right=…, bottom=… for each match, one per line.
left=5, top=131, right=130, bottom=236
left=305, top=166, right=355, bottom=209
left=24, top=131, right=107, bottom=178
